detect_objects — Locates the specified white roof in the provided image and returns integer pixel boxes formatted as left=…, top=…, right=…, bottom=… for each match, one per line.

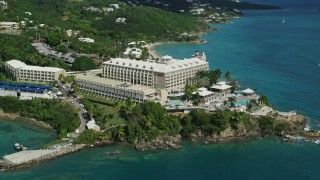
left=193, top=90, right=214, bottom=97
left=6, top=59, right=26, bottom=68
left=6, top=60, right=64, bottom=72
left=216, top=81, right=226, bottom=85
left=104, top=57, right=208, bottom=73
left=86, top=120, right=98, bottom=130
left=243, top=88, right=254, bottom=94
left=78, top=38, right=94, bottom=42
left=210, top=84, right=232, bottom=90
left=197, top=87, right=208, bottom=92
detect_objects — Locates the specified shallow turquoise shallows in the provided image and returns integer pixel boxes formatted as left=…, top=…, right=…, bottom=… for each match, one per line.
left=1, top=0, right=320, bottom=179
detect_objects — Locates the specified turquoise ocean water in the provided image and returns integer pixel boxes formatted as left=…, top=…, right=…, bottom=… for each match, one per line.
left=1, top=0, right=320, bottom=179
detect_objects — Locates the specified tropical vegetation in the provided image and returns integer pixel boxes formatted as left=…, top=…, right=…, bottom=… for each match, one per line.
left=0, top=96, right=79, bottom=137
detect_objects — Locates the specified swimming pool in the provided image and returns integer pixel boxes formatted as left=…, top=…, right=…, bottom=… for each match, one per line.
left=234, top=99, right=249, bottom=106
left=167, top=101, right=185, bottom=106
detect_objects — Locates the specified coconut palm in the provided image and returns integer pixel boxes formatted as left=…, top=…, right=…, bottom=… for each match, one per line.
left=248, top=99, right=258, bottom=111
left=224, top=71, right=231, bottom=81
left=258, top=95, right=270, bottom=106
left=113, top=100, right=122, bottom=112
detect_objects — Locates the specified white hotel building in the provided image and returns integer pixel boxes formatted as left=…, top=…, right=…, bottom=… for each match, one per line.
left=102, top=55, right=209, bottom=94
left=76, top=54, right=209, bottom=103
left=5, top=60, right=65, bottom=83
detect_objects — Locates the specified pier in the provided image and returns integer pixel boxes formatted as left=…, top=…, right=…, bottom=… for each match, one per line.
left=0, top=144, right=84, bottom=171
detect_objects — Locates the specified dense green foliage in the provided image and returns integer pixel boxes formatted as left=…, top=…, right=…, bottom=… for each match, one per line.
left=0, top=97, right=79, bottom=136
left=180, top=109, right=253, bottom=136
left=189, top=69, right=222, bottom=88
left=180, top=109, right=287, bottom=137
left=121, top=100, right=180, bottom=143
left=0, top=0, right=210, bottom=67
left=71, top=56, right=96, bottom=71
left=123, top=0, right=280, bottom=13
left=82, top=99, right=120, bottom=128
left=0, top=34, right=33, bottom=61
left=76, top=129, right=100, bottom=144
left=94, top=6, right=207, bottom=40
left=78, top=99, right=180, bottom=144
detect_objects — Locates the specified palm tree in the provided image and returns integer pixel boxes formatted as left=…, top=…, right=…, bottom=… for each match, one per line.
left=248, top=99, right=258, bottom=111
left=113, top=100, right=122, bottom=112
left=224, top=71, right=231, bottom=81
left=71, top=81, right=79, bottom=92
left=58, top=73, right=65, bottom=83
left=114, top=127, right=126, bottom=142
left=258, top=95, right=270, bottom=106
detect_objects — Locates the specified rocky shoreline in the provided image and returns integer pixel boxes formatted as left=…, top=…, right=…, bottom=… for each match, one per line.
left=0, top=110, right=54, bottom=131
left=134, top=113, right=309, bottom=151
left=0, top=112, right=314, bottom=171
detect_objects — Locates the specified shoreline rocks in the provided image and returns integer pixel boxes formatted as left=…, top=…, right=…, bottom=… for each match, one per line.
left=135, top=135, right=182, bottom=151
left=0, top=110, right=54, bottom=131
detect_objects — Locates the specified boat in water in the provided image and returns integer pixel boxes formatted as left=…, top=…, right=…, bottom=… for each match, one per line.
left=282, top=18, right=286, bottom=23
left=14, top=143, right=27, bottom=151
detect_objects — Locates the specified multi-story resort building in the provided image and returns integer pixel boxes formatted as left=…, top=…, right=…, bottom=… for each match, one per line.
left=103, top=55, right=209, bottom=94
left=5, top=60, right=65, bottom=83
left=76, top=54, right=209, bottom=103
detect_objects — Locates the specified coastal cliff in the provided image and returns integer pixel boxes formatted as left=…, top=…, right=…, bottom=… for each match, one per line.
left=133, top=114, right=308, bottom=151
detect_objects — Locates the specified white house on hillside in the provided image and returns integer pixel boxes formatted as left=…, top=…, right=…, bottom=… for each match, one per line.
left=116, top=17, right=126, bottom=23
left=110, top=4, right=120, bottom=9
left=78, top=38, right=94, bottom=43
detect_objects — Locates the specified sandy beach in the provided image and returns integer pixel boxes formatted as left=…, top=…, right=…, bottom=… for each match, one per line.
left=146, top=42, right=165, bottom=59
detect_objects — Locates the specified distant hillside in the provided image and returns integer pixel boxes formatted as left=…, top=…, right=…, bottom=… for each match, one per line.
left=94, top=6, right=208, bottom=39
left=1, top=0, right=207, bottom=39
left=0, top=0, right=209, bottom=66
left=120, top=0, right=281, bottom=13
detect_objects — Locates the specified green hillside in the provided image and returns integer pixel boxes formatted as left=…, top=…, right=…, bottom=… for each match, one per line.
left=94, top=6, right=208, bottom=39
left=0, top=0, right=208, bottom=74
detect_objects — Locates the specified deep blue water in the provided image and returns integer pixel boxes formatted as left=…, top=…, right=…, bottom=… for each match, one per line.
left=156, top=0, right=320, bottom=124
left=1, top=0, right=320, bottom=179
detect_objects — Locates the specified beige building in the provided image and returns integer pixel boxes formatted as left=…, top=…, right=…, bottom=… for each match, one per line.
left=75, top=54, right=209, bottom=103
left=5, top=60, right=65, bottom=83
left=75, top=73, right=161, bottom=103
left=0, top=22, right=19, bottom=29
left=193, top=87, right=215, bottom=104
left=103, top=55, right=209, bottom=95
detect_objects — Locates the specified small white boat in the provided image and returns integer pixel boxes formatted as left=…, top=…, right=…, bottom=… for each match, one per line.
left=282, top=18, right=286, bottom=23
left=14, top=143, right=21, bottom=150
left=14, top=143, right=27, bottom=151
left=314, top=140, right=320, bottom=144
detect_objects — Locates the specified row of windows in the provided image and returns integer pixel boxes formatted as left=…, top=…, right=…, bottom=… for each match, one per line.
left=20, top=76, right=54, bottom=80
left=19, top=71, right=54, bottom=74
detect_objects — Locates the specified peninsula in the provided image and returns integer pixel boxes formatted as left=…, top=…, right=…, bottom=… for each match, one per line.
left=0, top=0, right=316, bottom=171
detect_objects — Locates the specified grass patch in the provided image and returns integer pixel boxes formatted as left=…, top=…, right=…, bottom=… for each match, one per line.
left=78, top=93, right=116, bottom=106
left=92, top=102, right=126, bottom=126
